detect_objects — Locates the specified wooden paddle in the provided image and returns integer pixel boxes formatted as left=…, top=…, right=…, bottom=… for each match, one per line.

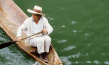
left=0, top=31, right=42, bottom=49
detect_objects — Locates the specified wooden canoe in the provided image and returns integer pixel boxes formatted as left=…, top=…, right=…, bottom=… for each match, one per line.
left=0, top=0, right=63, bottom=65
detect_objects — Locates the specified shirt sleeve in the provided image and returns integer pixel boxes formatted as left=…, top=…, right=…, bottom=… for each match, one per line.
left=16, top=18, right=28, bottom=37
left=43, top=17, right=53, bottom=34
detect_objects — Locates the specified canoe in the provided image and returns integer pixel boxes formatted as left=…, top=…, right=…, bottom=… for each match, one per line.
left=0, top=0, right=63, bottom=65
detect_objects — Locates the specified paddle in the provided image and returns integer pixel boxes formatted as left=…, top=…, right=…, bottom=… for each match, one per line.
left=0, top=31, right=42, bottom=49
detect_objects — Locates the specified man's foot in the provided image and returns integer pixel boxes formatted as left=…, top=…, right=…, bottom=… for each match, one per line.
left=30, top=51, right=43, bottom=59
left=37, top=54, right=43, bottom=59
left=42, top=52, right=49, bottom=61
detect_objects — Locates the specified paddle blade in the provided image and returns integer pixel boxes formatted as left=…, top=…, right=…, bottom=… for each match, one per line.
left=0, top=41, right=17, bottom=49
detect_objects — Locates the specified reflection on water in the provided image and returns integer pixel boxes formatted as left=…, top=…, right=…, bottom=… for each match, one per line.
left=104, top=61, right=109, bottom=64
left=61, top=53, right=109, bottom=65
left=60, top=56, right=72, bottom=65
left=57, top=40, right=67, bottom=43
left=85, top=33, right=90, bottom=36
left=68, top=52, right=81, bottom=58
left=62, top=25, right=65, bottom=27
left=32, top=61, right=41, bottom=65
left=73, top=30, right=76, bottom=33
left=47, top=17, right=54, bottom=21
left=61, top=46, right=76, bottom=51
left=70, top=21, right=77, bottom=25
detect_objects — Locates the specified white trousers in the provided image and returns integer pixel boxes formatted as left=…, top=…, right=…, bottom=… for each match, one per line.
left=29, top=35, right=51, bottom=53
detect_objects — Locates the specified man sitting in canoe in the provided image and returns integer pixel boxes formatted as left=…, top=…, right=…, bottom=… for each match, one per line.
left=16, top=5, right=53, bottom=61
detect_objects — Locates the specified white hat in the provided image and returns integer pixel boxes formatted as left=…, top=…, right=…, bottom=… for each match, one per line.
left=27, top=5, right=45, bottom=16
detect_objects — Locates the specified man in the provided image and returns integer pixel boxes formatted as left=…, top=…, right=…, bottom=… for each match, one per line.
left=16, top=5, right=53, bottom=60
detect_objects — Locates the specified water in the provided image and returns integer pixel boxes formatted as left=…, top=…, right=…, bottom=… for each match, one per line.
left=0, top=0, right=109, bottom=65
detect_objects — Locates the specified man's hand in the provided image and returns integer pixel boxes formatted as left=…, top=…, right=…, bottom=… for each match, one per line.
left=17, top=36, right=21, bottom=42
left=42, top=29, right=48, bottom=34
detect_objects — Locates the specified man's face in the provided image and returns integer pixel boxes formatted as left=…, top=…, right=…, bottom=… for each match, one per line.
left=32, top=14, right=41, bottom=21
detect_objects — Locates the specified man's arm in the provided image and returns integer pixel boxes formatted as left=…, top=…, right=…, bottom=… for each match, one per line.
left=43, top=17, right=53, bottom=34
left=16, top=18, right=28, bottom=41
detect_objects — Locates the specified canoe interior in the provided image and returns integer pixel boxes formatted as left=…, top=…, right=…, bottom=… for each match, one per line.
left=0, top=0, right=62, bottom=65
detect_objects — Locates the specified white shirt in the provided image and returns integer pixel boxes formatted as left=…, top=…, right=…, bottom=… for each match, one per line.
left=32, top=20, right=42, bottom=34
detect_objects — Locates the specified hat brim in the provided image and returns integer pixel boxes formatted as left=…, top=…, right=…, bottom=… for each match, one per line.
left=27, top=9, right=45, bottom=16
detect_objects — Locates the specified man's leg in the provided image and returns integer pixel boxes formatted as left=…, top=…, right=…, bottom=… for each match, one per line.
left=43, top=35, right=51, bottom=52
left=29, top=37, right=45, bottom=58
left=43, top=35, right=51, bottom=60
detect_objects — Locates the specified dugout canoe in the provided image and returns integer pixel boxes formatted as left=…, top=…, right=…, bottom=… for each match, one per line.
left=0, top=0, right=63, bottom=65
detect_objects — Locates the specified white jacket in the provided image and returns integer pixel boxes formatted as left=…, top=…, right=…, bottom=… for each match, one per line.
left=17, top=16, right=53, bottom=37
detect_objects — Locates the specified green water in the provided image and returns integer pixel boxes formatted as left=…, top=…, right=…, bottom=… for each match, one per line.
left=0, top=0, right=109, bottom=65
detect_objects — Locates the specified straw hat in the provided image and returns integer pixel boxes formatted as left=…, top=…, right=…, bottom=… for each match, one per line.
left=27, top=5, right=45, bottom=16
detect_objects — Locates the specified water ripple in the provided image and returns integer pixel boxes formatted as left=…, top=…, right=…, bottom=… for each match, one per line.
left=93, top=60, right=101, bottom=64
left=68, top=52, right=80, bottom=58
left=60, top=56, right=72, bottom=65
left=70, top=21, right=77, bottom=25
left=86, top=61, right=91, bottom=63
left=61, top=46, right=75, bottom=51
left=0, top=37, right=7, bottom=42
left=72, top=30, right=76, bottom=33
left=57, top=40, right=67, bottom=43
left=104, top=61, right=109, bottom=64
left=47, top=17, right=54, bottom=20
left=85, top=33, right=90, bottom=36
